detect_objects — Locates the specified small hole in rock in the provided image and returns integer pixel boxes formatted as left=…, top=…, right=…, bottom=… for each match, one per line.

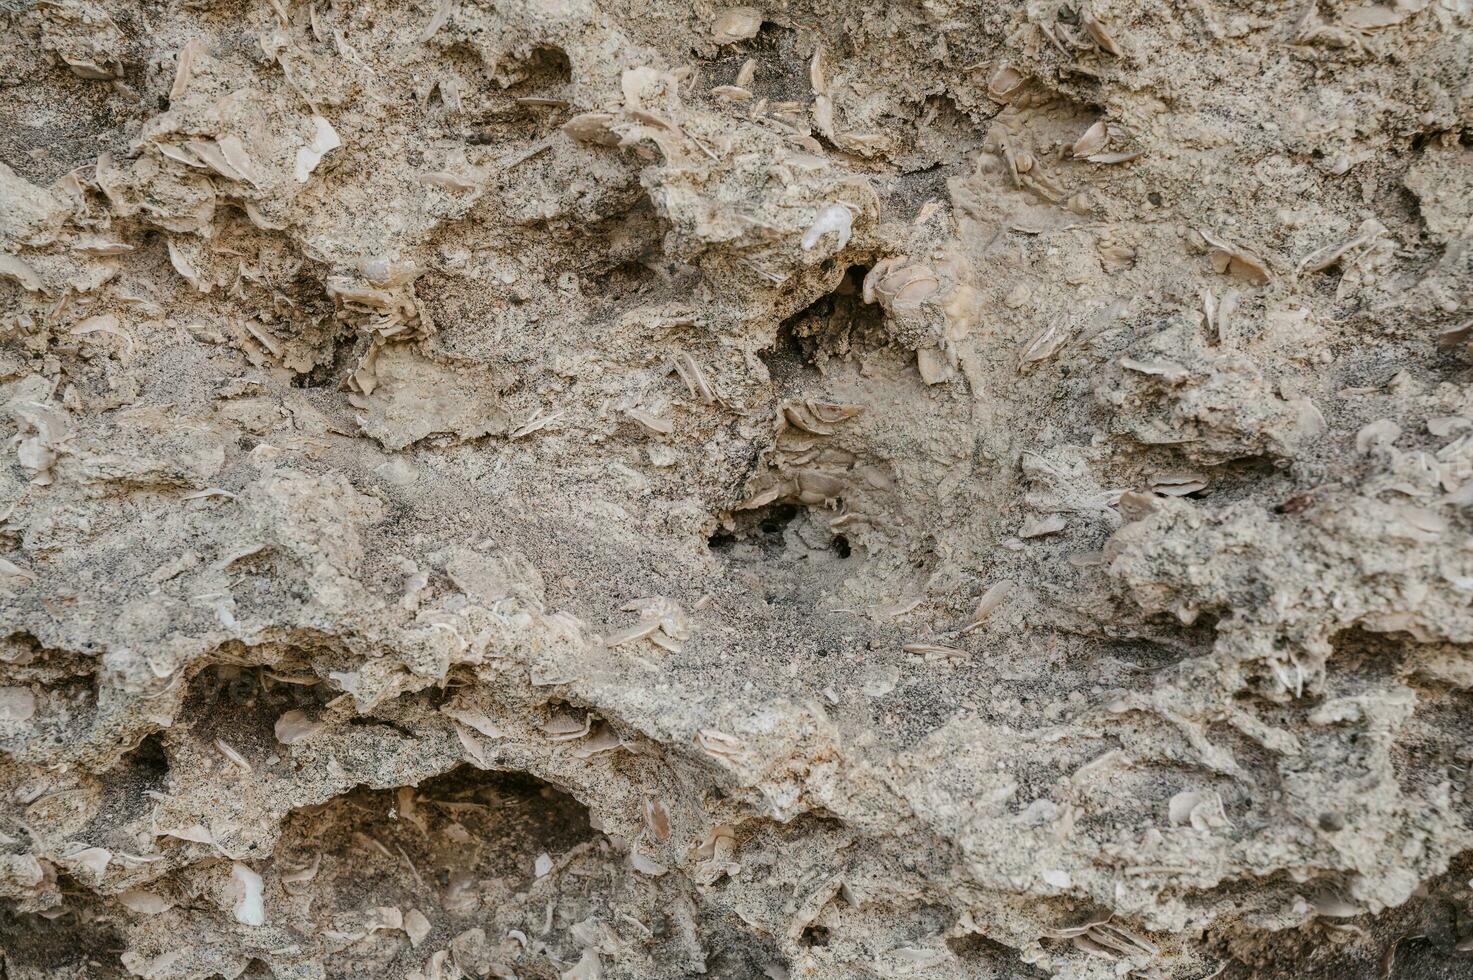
left=800, top=924, right=831, bottom=947
left=759, top=503, right=799, bottom=536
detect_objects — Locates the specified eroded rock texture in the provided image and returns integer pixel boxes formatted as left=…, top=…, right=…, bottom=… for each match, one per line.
left=2, top=0, right=1473, bottom=977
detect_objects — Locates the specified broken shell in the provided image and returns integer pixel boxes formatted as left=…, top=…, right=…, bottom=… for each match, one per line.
left=1428, top=416, right=1469, bottom=438
left=902, top=643, right=966, bottom=661
left=643, top=799, right=672, bottom=840
left=710, top=85, right=752, bottom=102
left=1354, top=418, right=1400, bottom=453
left=696, top=729, right=745, bottom=761
left=63, top=55, right=121, bottom=81
left=961, top=580, right=1015, bottom=633
left=604, top=618, right=662, bottom=647
left=1168, top=790, right=1230, bottom=830
left=625, top=407, right=673, bottom=435
left=404, top=908, right=432, bottom=947
left=185, top=139, right=247, bottom=183
left=442, top=706, right=502, bottom=738
left=118, top=889, right=172, bottom=915
left=1199, top=229, right=1272, bottom=284
left=65, top=846, right=112, bottom=878
left=509, top=410, right=562, bottom=440
left=158, top=824, right=214, bottom=845
left=171, top=38, right=204, bottom=101
left=231, top=862, right=266, bottom=926
left=1019, top=318, right=1069, bottom=367
left=806, top=401, right=863, bottom=424
left=712, top=7, right=763, bottom=43
left=214, top=738, right=252, bottom=772
left=916, top=348, right=951, bottom=385
left=419, top=171, right=479, bottom=192
left=672, top=353, right=718, bottom=403
left=1083, top=149, right=1145, bottom=165
left=1151, top=472, right=1208, bottom=496
left=988, top=63, right=1026, bottom=99
left=540, top=712, right=592, bottom=741
left=801, top=203, right=854, bottom=252
left=809, top=47, right=827, bottom=95
left=1310, top=891, right=1361, bottom=918
left=0, top=686, right=36, bottom=721
left=562, top=113, right=621, bottom=146
left=1082, top=10, right=1122, bottom=55
left=280, top=853, right=321, bottom=893
left=1119, top=356, right=1190, bottom=383
left=294, top=115, right=341, bottom=182
left=274, top=709, right=325, bottom=745
left=1117, top=491, right=1159, bottom=523
left=1020, top=514, right=1067, bottom=538
left=1073, top=120, right=1108, bottom=157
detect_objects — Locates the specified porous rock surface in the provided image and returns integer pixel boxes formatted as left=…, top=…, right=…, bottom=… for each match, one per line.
left=2, top=1, right=1473, bottom=977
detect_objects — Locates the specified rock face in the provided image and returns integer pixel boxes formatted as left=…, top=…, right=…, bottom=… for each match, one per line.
left=1, top=1, right=1472, bottom=977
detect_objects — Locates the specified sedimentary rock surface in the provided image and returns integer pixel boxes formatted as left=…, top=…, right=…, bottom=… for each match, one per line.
left=3, top=0, right=1473, bottom=977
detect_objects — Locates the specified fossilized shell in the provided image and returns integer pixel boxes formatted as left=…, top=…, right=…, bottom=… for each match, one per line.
left=1019, top=319, right=1069, bottom=367
left=1073, top=120, right=1108, bottom=157
left=802, top=203, right=853, bottom=251
left=0, top=686, right=36, bottom=721
left=563, top=112, right=621, bottom=146
left=712, top=7, right=763, bottom=43
left=988, top=63, right=1026, bottom=98
left=1199, top=229, right=1272, bottom=284
left=118, top=889, right=172, bottom=914
left=274, top=709, right=325, bottom=745
left=1151, top=472, right=1208, bottom=496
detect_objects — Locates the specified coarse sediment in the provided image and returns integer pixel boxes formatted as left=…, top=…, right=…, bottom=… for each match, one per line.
left=2, top=1, right=1473, bottom=977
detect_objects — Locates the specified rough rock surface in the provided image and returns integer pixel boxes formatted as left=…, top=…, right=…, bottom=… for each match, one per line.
left=2, top=0, right=1473, bottom=977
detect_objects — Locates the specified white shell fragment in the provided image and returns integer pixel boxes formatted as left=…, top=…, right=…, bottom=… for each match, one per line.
left=65, top=846, right=112, bottom=878
left=442, top=706, right=502, bottom=738
left=295, top=115, right=342, bottom=182
left=1073, top=120, right=1108, bottom=157
left=274, top=709, right=326, bottom=745
left=1167, top=790, right=1231, bottom=831
left=801, top=203, right=853, bottom=252
left=405, top=907, right=432, bottom=947
left=118, top=889, right=173, bottom=915
left=231, top=862, right=266, bottom=926
left=712, top=7, right=763, bottom=43
left=1151, top=472, right=1208, bottom=496
left=0, top=686, right=36, bottom=721
left=961, top=581, right=1015, bottom=633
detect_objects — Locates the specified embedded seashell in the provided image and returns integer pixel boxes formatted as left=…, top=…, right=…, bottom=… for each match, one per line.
left=562, top=112, right=621, bottom=146
left=712, top=7, right=763, bottom=43
left=794, top=470, right=846, bottom=503
left=801, top=203, right=853, bottom=251
left=988, top=63, right=1026, bottom=98
left=1073, top=120, right=1108, bottom=157
left=1151, top=472, right=1208, bottom=496
left=231, top=863, right=266, bottom=926
left=0, top=686, right=36, bottom=721
left=274, top=709, right=325, bottom=745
